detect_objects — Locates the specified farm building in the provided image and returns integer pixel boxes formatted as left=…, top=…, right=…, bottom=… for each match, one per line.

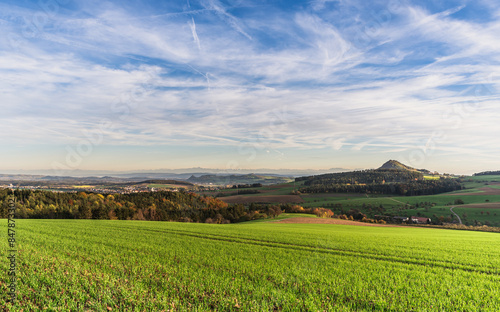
left=410, top=216, right=431, bottom=224
left=392, top=216, right=409, bottom=223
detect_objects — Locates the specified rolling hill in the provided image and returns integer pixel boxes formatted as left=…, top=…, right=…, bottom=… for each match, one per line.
left=378, top=160, right=416, bottom=171
left=378, top=160, right=431, bottom=174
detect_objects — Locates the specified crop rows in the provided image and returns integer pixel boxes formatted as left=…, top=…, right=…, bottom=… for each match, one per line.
left=1, top=220, right=500, bottom=311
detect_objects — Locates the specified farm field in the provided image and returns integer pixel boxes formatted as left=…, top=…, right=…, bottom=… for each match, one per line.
left=468, top=175, right=500, bottom=182
left=220, top=194, right=304, bottom=204
left=304, top=192, right=500, bottom=226
left=209, top=179, right=500, bottom=226
left=202, top=182, right=302, bottom=197
left=1, top=219, right=500, bottom=311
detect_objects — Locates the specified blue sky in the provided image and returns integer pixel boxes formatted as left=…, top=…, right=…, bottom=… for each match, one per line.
left=0, top=0, right=499, bottom=175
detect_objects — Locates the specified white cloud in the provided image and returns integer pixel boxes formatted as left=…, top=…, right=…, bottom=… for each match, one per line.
left=311, top=0, right=341, bottom=11
left=200, top=0, right=252, bottom=40
left=0, top=0, right=499, bottom=171
left=188, top=17, right=202, bottom=51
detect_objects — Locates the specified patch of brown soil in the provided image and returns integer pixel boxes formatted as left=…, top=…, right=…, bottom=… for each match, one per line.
left=304, top=193, right=365, bottom=198
left=266, top=184, right=290, bottom=189
left=273, top=217, right=403, bottom=227
left=256, top=184, right=293, bottom=194
left=453, top=187, right=500, bottom=196
left=220, top=195, right=304, bottom=204
left=460, top=202, right=500, bottom=209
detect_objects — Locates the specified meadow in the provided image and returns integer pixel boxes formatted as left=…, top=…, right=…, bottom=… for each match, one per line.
left=1, top=219, right=500, bottom=311
left=213, top=180, right=500, bottom=226
left=468, top=175, right=500, bottom=182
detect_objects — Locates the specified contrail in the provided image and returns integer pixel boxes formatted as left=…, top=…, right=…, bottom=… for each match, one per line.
left=202, top=0, right=252, bottom=40
left=188, top=17, right=201, bottom=51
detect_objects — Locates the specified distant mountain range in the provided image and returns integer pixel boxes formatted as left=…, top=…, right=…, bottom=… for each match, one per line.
left=0, top=160, right=451, bottom=186
left=0, top=167, right=351, bottom=180
left=186, top=174, right=293, bottom=185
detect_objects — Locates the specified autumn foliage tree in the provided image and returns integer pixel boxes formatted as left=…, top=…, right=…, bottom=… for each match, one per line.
left=0, top=188, right=283, bottom=224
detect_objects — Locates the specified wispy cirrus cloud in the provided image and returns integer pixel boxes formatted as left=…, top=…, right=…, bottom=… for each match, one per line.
left=188, top=17, right=202, bottom=51
left=0, top=0, right=499, bottom=173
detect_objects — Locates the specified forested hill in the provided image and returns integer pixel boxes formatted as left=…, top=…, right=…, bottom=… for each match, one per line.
left=187, top=174, right=291, bottom=185
left=378, top=160, right=416, bottom=171
left=296, top=169, right=462, bottom=196
left=378, top=160, right=432, bottom=174
left=296, top=169, right=423, bottom=185
left=474, top=171, right=500, bottom=176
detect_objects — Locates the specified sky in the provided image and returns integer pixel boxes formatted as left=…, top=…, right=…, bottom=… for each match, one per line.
left=0, top=0, right=499, bottom=175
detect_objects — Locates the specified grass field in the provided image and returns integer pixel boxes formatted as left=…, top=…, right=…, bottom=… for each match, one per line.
left=468, top=175, right=500, bottom=182
left=1, top=219, right=500, bottom=311
left=197, top=180, right=500, bottom=225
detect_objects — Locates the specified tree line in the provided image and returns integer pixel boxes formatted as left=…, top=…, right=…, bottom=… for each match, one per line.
left=297, top=169, right=424, bottom=185
left=297, top=170, right=462, bottom=196
left=473, top=171, right=500, bottom=176
left=299, top=179, right=462, bottom=196
left=0, top=189, right=285, bottom=224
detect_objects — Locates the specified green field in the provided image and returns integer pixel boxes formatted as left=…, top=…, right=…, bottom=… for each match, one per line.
left=195, top=180, right=500, bottom=226
left=199, top=182, right=303, bottom=197
left=467, top=175, right=500, bottom=182
left=303, top=193, right=500, bottom=226
left=1, top=219, right=500, bottom=311
left=204, top=173, right=500, bottom=227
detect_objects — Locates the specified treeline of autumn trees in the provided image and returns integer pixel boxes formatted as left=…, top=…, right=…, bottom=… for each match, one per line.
left=0, top=189, right=287, bottom=224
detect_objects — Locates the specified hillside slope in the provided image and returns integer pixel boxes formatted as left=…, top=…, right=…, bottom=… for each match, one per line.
left=378, top=160, right=416, bottom=171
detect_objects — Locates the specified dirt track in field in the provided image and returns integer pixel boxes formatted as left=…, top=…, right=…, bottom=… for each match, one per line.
left=272, top=217, right=403, bottom=227
left=220, top=195, right=304, bottom=204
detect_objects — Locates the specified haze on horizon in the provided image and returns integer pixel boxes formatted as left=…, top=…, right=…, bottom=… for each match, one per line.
left=1, top=0, right=499, bottom=176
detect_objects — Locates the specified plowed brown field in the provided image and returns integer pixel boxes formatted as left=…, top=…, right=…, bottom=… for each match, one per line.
left=453, top=185, right=500, bottom=196
left=460, top=202, right=500, bottom=209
